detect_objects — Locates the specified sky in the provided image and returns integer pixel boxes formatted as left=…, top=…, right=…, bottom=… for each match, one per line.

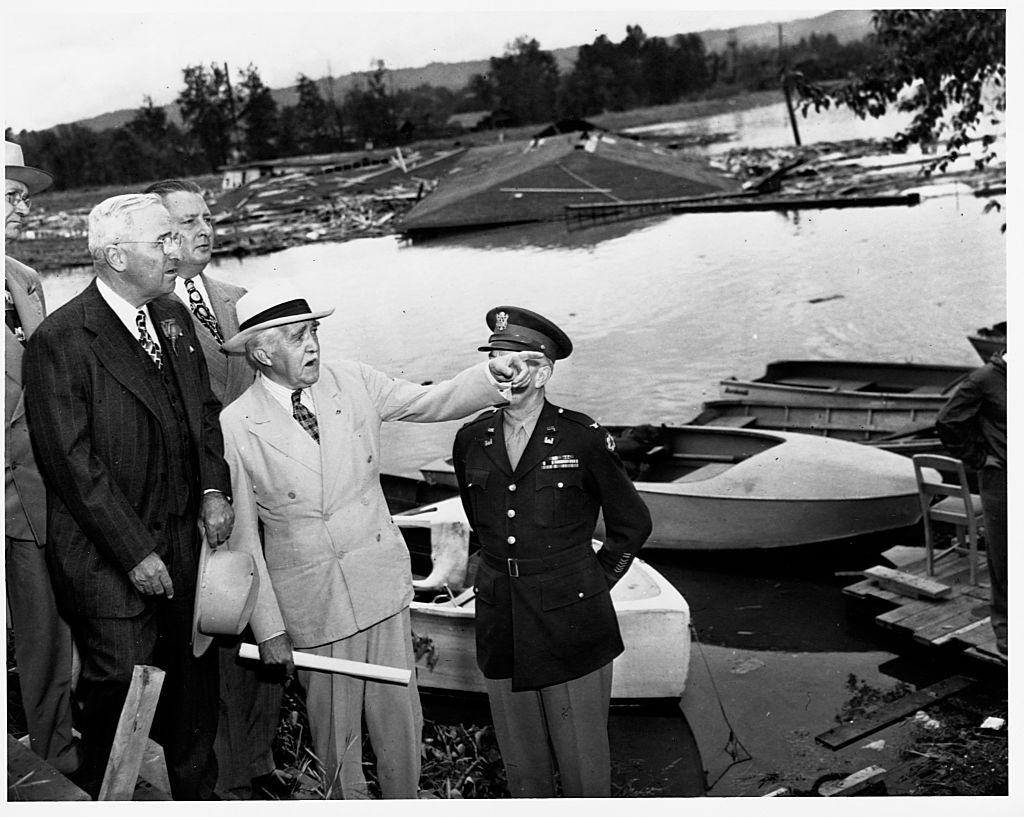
left=3, top=1, right=844, bottom=133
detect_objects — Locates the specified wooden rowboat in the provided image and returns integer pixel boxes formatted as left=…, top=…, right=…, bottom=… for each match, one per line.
left=418, top=425, right=930, bottom=551
left=392, top=497, right=691, bottom=702
left=719, top=359, right=972, bottom=409
left=692, top=397, right=944, bottom=455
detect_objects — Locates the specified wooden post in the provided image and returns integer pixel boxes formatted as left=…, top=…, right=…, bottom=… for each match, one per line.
left=779, top=24, right=802, bottom=147
left=98, top=665, right=166, bottom=801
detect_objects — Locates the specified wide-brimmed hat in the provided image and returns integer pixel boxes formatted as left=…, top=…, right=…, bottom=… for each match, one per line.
left=191, top=537, right=260, bottom=657
left=222, top=281, right=334, bottom=354
left=5, top=141, right=53, bottom=195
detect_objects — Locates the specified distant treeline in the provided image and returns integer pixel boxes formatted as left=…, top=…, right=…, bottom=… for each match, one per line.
left=7, top=26, right=879, bottom=191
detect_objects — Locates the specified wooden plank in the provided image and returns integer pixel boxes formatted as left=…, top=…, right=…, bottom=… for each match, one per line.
left=932, top=616, right=992, bottom=646
left=896, top=593, right=979, bottom=635
left=875, top=599, right=943, bottom=632
left=815, top=675, right=975, bottom=750
left=99, top=665, right=166, bottom=801
left=819, top=765, right=887, bottom=797
left=863, top=566, right=951, bottom=599
left=7, top=734, right=92, bottom=802
left=842, top=577, right=902, bottom=604
left=912, top=596, right=989, bottom=644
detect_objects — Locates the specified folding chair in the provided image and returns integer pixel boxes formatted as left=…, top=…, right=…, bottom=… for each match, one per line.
left=912, top=454, right=985, bottom=584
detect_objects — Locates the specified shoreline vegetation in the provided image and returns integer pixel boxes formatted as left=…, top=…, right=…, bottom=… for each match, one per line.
left=11, top=88, right=1005, bottom=273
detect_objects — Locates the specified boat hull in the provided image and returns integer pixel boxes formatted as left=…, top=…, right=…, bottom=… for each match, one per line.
left=720, top=359, right=971, bottom=409
left=395, top=499, right=691, bottom=701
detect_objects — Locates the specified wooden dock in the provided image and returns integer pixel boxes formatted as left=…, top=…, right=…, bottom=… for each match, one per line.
left=843, top=547, right=1006, bottom=666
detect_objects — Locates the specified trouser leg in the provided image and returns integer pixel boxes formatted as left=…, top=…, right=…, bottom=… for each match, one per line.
left=362, top=608, right=422, bottom=799
left=5, top=535, right=79, bottom=774
left=485, top=677, right=557, bottom=797
left=150, top=592, right=220, bottom=800
left=980, top=466, right=1007, bottom=643
left=71, top=611, right=159, bottom=799
left=299, top=639, right=370, bottom=799
left=541, top=662, right=613, bottom=797
left=214, top=634, right=283, bottom=797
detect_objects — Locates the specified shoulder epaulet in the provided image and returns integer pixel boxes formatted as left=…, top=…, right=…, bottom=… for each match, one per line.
left=553, top=405, right=619, bottom=453
left=553, top=405, right=600, bottom=429
left=458, top=407, right=500, bottom=432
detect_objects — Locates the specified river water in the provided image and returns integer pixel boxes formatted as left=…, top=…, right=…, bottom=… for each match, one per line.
left=38, top=100, right=1006, bottom=798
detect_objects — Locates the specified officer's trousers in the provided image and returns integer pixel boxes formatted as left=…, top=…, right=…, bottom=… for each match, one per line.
left=485, top=661, right=613, bottom=797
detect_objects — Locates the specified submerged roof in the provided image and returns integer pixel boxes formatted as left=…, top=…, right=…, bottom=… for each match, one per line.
left=400, top=131, right=742, bottom=233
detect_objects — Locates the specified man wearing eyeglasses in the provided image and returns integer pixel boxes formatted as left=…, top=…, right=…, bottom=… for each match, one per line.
left=5, top=141, right=82, bottom=779
left=143, top=179, right=284, bottom=800
left=23, top=193, right=234, bottom=800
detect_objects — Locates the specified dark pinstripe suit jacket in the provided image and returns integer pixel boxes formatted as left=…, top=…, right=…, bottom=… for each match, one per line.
left=23, top=279, right=231, bottom=618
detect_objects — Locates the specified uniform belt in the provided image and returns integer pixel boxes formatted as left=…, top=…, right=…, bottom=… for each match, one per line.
left=481, top=544, right=592, bottom=577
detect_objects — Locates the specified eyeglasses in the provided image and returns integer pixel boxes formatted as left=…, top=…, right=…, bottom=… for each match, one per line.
left=5, top=191, right=31, bottom=208
left=113, top=233, right=183, bottom=253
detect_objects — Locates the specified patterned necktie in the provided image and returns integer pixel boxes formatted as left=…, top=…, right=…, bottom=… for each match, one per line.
left=507, top=424, right=529, bottom=470
left=136, top=310, right=163, bottom=370
left=5, top=283, right=25, bottom=345
left=184, top=277, right=223, bottom=344
left=291, top=389, right=320, bottom=443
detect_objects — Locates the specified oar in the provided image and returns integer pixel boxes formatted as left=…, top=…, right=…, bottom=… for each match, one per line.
left=237, top=643, right=411, bottom=685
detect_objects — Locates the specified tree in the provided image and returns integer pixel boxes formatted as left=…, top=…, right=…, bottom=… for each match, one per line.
left=343, top=61, right=397, bottom=148
left=792, top=10, right=1005, bottom=172
left=290, top=73, right=340, bottom=154
left=489, top=37, right=559, bottom=125
left=236, top=64, right=279, bottom=161
left=176, top=63, right=237, bottom=172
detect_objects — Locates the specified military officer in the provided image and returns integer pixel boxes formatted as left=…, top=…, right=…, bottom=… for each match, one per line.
left=452, top=306, right=652, bottom=798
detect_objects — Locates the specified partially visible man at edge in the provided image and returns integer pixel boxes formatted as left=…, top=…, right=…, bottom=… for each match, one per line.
left=23, top=193, right=234, bottom=799
left=5, top=140, right=80, bottom=776
left=144, top=178, right=285, bottom=800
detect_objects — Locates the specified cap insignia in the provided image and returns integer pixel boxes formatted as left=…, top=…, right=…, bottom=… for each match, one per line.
left=495, top=311, right=509, bottom=332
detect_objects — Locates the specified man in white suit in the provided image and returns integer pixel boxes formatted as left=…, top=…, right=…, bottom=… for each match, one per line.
left=143, top=179, right=286, bottom=800
left=218, top=283, right=539, bottom=799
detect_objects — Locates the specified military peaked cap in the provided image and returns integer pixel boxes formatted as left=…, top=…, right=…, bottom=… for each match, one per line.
left=478, top=305, right=573, bottom=360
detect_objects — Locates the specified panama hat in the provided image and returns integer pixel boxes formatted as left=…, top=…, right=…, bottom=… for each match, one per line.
left=191, top=537, right=260, bottom=657
left=5, top=141, right=53, bottom=195
left=221, top=281, right=334, bottom=354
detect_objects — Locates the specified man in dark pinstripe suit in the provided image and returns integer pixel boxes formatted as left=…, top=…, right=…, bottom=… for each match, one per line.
left=24, top=193, right=234, bottom=800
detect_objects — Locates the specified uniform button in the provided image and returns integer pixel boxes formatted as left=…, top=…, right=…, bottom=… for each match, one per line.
left=507, top=509, right=516, bottom=518
left=324, top=512, right=332, bottom=521
left=288, top=491, right=296, bottom=499
left=557, top=481, right=564, bottom=488
left=578, top=591, right=585, bottom=598
left=508, top=483, right=517, bottom=492
left=507, top=536, right=516, bottom=545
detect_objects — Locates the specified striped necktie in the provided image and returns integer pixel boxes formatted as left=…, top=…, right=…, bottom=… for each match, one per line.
left=291, top=389, right=320, bottom=443
left=184, top=277, right=224, bottom=344
left=136, top=310, right=163, bottom=369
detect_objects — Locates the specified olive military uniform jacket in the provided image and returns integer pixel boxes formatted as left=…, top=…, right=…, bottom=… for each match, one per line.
left=452, top=400, right=652, bottom=690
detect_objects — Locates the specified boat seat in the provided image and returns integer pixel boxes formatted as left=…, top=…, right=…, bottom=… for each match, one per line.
left=912, top=454, right=985, bottom=584
left=706, top=415, right=758, bottom=428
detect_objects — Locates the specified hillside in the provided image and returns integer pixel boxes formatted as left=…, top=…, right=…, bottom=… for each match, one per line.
left=67, top=10, right=872, bottom=133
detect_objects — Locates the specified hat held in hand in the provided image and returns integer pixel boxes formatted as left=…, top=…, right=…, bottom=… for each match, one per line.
left=191, top=537, right=260, bottom=657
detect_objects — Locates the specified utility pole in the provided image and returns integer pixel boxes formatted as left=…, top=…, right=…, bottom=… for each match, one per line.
left=779, top=24, right=802, bottom=146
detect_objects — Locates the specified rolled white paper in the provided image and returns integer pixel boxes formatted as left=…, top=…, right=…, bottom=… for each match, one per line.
left=238, top=643, right=411, bottom=685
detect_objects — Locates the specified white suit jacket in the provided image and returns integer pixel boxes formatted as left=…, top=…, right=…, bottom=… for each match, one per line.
left=221, top=359, right=505, bottom=648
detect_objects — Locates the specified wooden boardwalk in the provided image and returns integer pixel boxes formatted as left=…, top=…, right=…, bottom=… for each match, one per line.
left=843, top=547, right=1006, bottom=666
